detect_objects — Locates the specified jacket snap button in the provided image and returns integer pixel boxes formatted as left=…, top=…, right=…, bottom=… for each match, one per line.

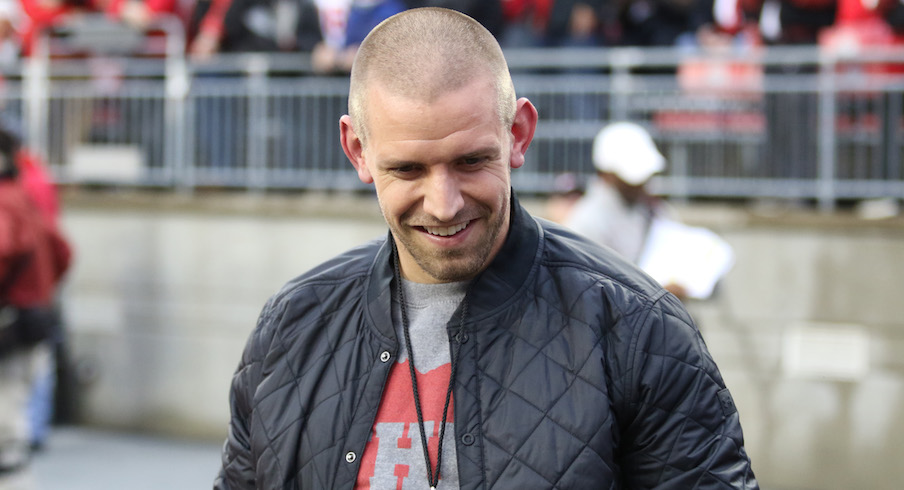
left=456, top=332, right=469, bottom=344
left=461, top=433, right=475, bottom=446
left=345, top=451, right=357, bottom=463
left=380, top=351, right=391, bottom=362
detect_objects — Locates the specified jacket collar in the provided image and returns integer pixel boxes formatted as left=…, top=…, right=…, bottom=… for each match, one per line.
left=466, top=193, right=540, bottom=322
left=365, top=192, right=541, bottom=342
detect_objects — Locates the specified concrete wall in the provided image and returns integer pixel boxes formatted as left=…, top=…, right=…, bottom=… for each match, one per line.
left=58, top=191, right=904, bottom=490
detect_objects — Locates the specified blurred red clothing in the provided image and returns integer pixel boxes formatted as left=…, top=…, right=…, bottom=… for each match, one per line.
left=0, top=179, right=71, bottom=307
left=102, top=0, right=176, bottom=18
left=837, top=0, right=896, bottom=22
left=501, top=0, right=553, bottom=28
left=19, top=0, right=180, bottom=56
left=16, top=149, right=60, bottom=225
left=820, top=0, right=904, bottom=73
left=19, top=0, right=92, bottom=56
left=193, top=0, right=233, bottom=45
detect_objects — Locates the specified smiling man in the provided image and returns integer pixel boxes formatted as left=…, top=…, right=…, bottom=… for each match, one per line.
left=215, top=7, right=758, bottom=490
left=341, top=62, right=532, bottom=284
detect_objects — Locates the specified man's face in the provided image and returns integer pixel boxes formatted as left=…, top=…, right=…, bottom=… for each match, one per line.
left=341, top=76, right=535, bottom=283
left=604, top=173, right=648, bottom=205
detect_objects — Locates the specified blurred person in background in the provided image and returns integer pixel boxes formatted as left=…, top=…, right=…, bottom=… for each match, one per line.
left=9, top=127, right=61, bottom=452
left=548, top=1, right=618, bottom=118
left=565, top=121, right=736, bottom=301
left=499, top=0, right=619, bottom=48
left=740, top=0, right=835, bottom=45
left=189, top=0, right=233, bottom=58
left=738, top=0, right=836, bottom=181
left=312, top=0, right=405, bottom=73
left=820, top=0, right=904, bottom=179
left=343, top=0, right=405, bottom=51
left=188, top=0, right=324, bottom=172
left=309, top=0, right=351, bottom=71
left=190, top=0, right=323, bottom=58
left=10, top=131, right=78, bottom=451
left=215, top=8, right=757, bottom=488
left=545, top=0, right=618, bottom=47
left=13, top=154, right=59, bottom=229
left=99, top=0, right=182, bottom=30
left=616, top=0, right=716, bottom=47
left=565, top=121, right=688, bottom=298
left=0, top=127, right=72, bottom=490
left=402, top=0, right=504, bottom=37
left=18, top=0, right=96, bottom=56
left=0, top=0, right=21, bottom=67
left=544, top=171, right=584, bottom=224
left=498, top=0, right=553, bottom=47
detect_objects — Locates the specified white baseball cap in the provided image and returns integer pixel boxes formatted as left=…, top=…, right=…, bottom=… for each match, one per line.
left=592, top=121, right=665, bottom=186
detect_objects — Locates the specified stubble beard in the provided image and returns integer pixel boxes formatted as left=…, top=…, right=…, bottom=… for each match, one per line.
left=385, top=198, right=509, bottom=283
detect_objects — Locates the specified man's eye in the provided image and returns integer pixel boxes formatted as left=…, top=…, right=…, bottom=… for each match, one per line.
left=463, top=157, right=486, bottom=166
left=392, top=165, right=419, bottom=176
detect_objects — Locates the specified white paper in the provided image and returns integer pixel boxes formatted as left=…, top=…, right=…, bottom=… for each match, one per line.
left=636, top=218, right=735, bottom=299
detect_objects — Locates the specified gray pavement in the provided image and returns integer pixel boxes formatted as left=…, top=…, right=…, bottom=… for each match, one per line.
left=29, top=427, right=222, bottom=490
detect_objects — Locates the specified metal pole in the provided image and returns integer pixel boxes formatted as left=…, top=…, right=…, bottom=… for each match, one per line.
left=609, top=48, right=639, bottom=121
left=817, top=51, right=837, bottom=212
left=245, top=54, right=269, bottom=192
left=160, top=15, right=190, bottom=191
left=24, top=33, right=50, bottom=165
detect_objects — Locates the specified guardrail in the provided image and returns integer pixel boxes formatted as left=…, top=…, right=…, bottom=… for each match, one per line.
left=2, top=15, right=903, bottom=209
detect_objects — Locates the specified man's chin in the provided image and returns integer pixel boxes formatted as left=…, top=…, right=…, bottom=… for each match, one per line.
left=414, top=252, right=485, bottom=283
left=422, top=265, right=481, bottom=283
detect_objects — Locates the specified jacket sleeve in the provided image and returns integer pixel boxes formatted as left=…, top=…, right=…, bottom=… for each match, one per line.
left=615, top=292, right=758, bottom=489
left=0, top=201, right=36, bottom=296
left=214, top=299, right=273, bottom=489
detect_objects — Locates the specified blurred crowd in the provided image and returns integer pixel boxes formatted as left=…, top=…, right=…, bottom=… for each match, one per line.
left=0, top=0, right=899, bottom=71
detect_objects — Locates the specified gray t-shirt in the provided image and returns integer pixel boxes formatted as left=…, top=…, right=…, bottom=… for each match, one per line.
left=357, top=278, right=467, bottom=489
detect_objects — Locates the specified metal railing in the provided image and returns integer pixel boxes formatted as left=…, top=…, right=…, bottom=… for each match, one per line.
left=3, top=16, right=904, bottom=209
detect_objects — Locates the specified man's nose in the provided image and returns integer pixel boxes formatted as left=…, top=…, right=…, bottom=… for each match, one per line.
left=422, top=170, right=465, bottom=222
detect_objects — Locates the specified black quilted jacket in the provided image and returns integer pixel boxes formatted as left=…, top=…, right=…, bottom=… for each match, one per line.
left=215, top=197, right=758, bottom=489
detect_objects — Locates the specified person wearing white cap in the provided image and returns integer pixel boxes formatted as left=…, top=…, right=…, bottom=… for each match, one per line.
left=565, top=121, right=686, bottom=298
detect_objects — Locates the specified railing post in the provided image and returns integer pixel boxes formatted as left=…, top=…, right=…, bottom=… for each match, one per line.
left=609, top=48, right=638, bottom=121
left=24, top=33, right=50, bottom=166
left=245, top=54, right=269, bottom=192
left=669, top=143, right=690, bottom=204
left=161, top=15, right=190, bottom=191
left=817, top=50, right=837, bottom=212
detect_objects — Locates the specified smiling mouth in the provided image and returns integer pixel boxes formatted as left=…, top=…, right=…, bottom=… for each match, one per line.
left=422, top=221, right=470, bottom=237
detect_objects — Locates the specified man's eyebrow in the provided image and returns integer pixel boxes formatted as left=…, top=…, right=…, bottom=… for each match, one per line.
left=380, top=158, right=423, bottom=168
left=460, top=146, right=501, bottom=159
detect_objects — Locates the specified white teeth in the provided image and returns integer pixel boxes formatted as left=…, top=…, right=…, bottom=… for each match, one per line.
left=424, top=221, right=469, bottom=236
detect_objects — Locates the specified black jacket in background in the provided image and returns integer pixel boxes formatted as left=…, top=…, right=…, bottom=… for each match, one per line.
left=403, top=0, right=505, bottom=37
left=190, top=0, right=322, bottom=53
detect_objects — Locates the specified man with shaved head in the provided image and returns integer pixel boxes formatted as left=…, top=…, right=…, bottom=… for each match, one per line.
left=215, top=8, right=758, bottom=489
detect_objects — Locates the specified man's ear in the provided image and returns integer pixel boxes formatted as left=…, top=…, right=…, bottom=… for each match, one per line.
left=509, top=98, right=538, bottom=170
left=340, top=115, right=373, bottom=184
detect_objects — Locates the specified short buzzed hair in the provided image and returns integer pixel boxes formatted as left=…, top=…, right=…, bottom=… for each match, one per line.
left=348, top=7, right=517, bottom=147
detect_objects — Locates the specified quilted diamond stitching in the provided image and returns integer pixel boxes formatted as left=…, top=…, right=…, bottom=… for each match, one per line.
left=475, top=274, right=629, bottom=486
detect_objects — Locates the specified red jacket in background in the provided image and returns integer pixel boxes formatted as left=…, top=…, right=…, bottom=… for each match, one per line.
left=19, top=0, right=180, bottom=56
left=18, top=0, right=91, bottom=56
left=0, top=179, right=71, bottom=308
left=16, top=149, right=60, bottom=225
